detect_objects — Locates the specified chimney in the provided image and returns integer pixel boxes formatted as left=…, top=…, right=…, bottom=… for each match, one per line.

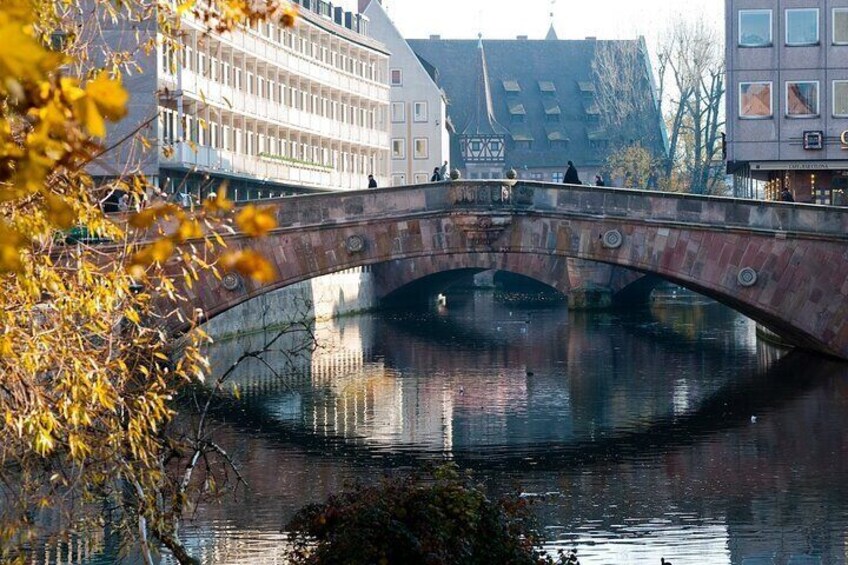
left=429, top=34, right=441, bottom=40
left=585, top=36, right=597, bottom=41
left=516, top=35, right=528, bottom=40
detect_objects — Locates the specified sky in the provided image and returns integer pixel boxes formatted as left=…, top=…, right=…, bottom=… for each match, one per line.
left=338, top=0, right=724, bottom=48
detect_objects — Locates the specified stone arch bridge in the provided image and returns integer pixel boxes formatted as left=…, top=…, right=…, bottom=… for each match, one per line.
left=165, top=181, right=848, bottom=360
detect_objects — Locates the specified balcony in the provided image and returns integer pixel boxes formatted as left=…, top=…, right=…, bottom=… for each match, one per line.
left=159, top=142, right=368, bottom=190
left=171, top=70, right=389, bottom=149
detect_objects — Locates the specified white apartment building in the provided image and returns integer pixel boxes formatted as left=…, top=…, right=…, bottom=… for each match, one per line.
left=360, top=0, right=450, bottom=186
left=90, top=0, right=392, bottom=199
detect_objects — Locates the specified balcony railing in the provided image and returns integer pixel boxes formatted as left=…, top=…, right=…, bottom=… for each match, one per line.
left=159, top=142, right=370, bottom=190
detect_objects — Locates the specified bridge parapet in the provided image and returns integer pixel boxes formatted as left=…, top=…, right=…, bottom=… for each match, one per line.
left=266, top=181, right=848, bottom=241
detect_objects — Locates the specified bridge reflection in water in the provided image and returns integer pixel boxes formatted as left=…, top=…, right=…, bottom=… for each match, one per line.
left=173, top=291, right=848, bottom=565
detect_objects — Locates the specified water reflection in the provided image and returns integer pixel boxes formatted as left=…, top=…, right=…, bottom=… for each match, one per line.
left=101, top=292, right=848, bottom=564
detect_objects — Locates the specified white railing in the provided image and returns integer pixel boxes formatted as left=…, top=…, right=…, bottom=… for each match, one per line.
left=181, top=17, right=388, bottom=103
left=175, top=70, right=389, bottom=149
left=160, top=143, right=368, bottom=190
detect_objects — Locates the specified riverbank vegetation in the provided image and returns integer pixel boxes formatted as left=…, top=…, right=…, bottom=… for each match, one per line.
left=286, top=464, right=573, bottom=565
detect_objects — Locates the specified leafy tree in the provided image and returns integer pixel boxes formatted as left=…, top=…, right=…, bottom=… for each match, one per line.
left=655, top=18, right=727, bottom=195
left=0, top=1, right=295, bottom=563
left=605, top=143, right=659, bottom=189
left=286, top=464, right=561, bottom=565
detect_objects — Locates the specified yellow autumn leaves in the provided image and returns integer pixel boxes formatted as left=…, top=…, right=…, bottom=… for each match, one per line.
left=0, top=0, right=298, bottom=560
left=0, top=0, right=129, bottom=273
left=127, top=196, right=279, bottom=284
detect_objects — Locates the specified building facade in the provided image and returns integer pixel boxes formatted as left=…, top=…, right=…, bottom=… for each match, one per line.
left=90, top=0, right=392, bottom=199
left=726, top=0, right=848, bottom=203
left=407, top=32, right=666, bottom=185
left=359, top=0, right=450, bottom=186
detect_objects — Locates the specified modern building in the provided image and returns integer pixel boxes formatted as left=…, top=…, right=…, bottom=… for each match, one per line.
left=89, top=0, right=392, bottom=199
left=726, top=0, right=848, bottom=203
left=359, top=0, right=451, bottom=186
left=407, top=31, right=667, bottom=184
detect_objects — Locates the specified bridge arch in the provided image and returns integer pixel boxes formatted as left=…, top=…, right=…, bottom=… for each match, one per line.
left=164, top=181, right=848, bottom=359
left=371, top=253, right=658, bottom=307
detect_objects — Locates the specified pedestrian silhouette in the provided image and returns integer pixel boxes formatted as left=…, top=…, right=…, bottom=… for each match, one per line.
left=779, top=188, right=794, bottom=202
left=368, top=174, right=378, bottom=188
left=430, top=167, right=442, bottom=182
left=563, top=161, right=581, bottom=184
left=594, top=174, right=605, bottom=186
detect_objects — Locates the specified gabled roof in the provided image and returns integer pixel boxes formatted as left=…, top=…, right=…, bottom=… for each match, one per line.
left=408, top=37, right=666, bottom=169
left=462, top=37, right=508, bottom=137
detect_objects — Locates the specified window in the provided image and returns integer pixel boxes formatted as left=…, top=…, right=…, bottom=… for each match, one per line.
left=739, top=10, right=772, bottom=46
left=413, top=138, right=429, bottom=159
left=391, top=138, right=405, bottom=159
left=739, top=82, right=772, bottom=118
left=391, top=102, right=405, bottom=123
left=786, top=81, right=819, bottom=117
left=786, top=9, right=819, bottom=46
left=470, top=140, right=482, bottom=152
left=414, top=173, right=429, bottom=184
left=392, top=173, right=406, bottom=186
left=413, top=101, right=428, bottom=122
left=390, top=69, right=402, bottom=86
left=489, top=141, right=501, bottom=153
left=834, top=81, right=848, bottom=117
left=552, top=172, right=564, bottom=183
left=835, top=8, right=848, bottom=44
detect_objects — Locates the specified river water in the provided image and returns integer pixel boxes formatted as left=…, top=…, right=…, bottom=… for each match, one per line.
left=87, top=290, right=848, bottom=564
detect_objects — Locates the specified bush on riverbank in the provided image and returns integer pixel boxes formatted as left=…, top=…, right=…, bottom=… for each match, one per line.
left=285, top=464, right=556, bottom=565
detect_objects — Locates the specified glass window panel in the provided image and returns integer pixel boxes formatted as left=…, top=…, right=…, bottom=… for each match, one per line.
left=834, top=9, right=848, bottom=44
left=391, top=138, right=405, bottom=159
left=739, top=10, right=772, bottom=46
left=786, top=81, right=819, bottom=117
left=739, top=82, right=772, bottom=118
left=413, top=138, right=428, bottom=159
left=413, top=101, right=428, bottom=122
left=834, top=81, right=848, bottom=117
left=786, top=9, right=819, bottom=46
left=391, top=102, right=405, bottom=123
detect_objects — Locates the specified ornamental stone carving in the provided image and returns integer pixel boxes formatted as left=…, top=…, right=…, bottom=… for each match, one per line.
left=221, top=272, right=242, bottom=291
left=601, top=229, right=623, bottom=249
left=346, top=234, right=365, bottom=253
left=737, top=267, right=758, bottom=287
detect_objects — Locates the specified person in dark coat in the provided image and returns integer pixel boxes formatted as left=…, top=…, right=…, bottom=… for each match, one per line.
left=563, top=161, right=581, bottom=184
left=594, top=174, right=605, bottom=187
left=367, top=174, right=377, bottom=188
left=779, top=189, right=795, bottom=202
left=430, top=167, right=442, bottom=182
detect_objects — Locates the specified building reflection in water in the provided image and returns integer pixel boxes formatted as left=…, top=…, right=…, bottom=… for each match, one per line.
left=189, top=292, right=848, bottom=565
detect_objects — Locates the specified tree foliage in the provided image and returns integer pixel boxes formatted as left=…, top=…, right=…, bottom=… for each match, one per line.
left=592, top=19, right=726, bottom=194
left=655, top=18, right=726, bottom=194
left=0, top=1, right=295, bottom=563
left=286, top=464, right=559, bottom=565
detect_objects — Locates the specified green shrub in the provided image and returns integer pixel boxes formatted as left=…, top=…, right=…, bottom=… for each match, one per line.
left=285, top=464, right=556, bottom=565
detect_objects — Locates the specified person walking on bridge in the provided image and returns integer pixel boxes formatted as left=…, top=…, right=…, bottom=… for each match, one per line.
left=367, top=174, right=378, bottom=189
left=563, top=161, right=581, bottom=185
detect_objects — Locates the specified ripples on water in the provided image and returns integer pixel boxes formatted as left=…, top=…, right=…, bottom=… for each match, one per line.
left=78, top=290, right=848, bottom=564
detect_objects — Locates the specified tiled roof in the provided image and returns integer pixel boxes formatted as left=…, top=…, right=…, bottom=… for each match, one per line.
left=408, top=37, right=666, bottom=169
